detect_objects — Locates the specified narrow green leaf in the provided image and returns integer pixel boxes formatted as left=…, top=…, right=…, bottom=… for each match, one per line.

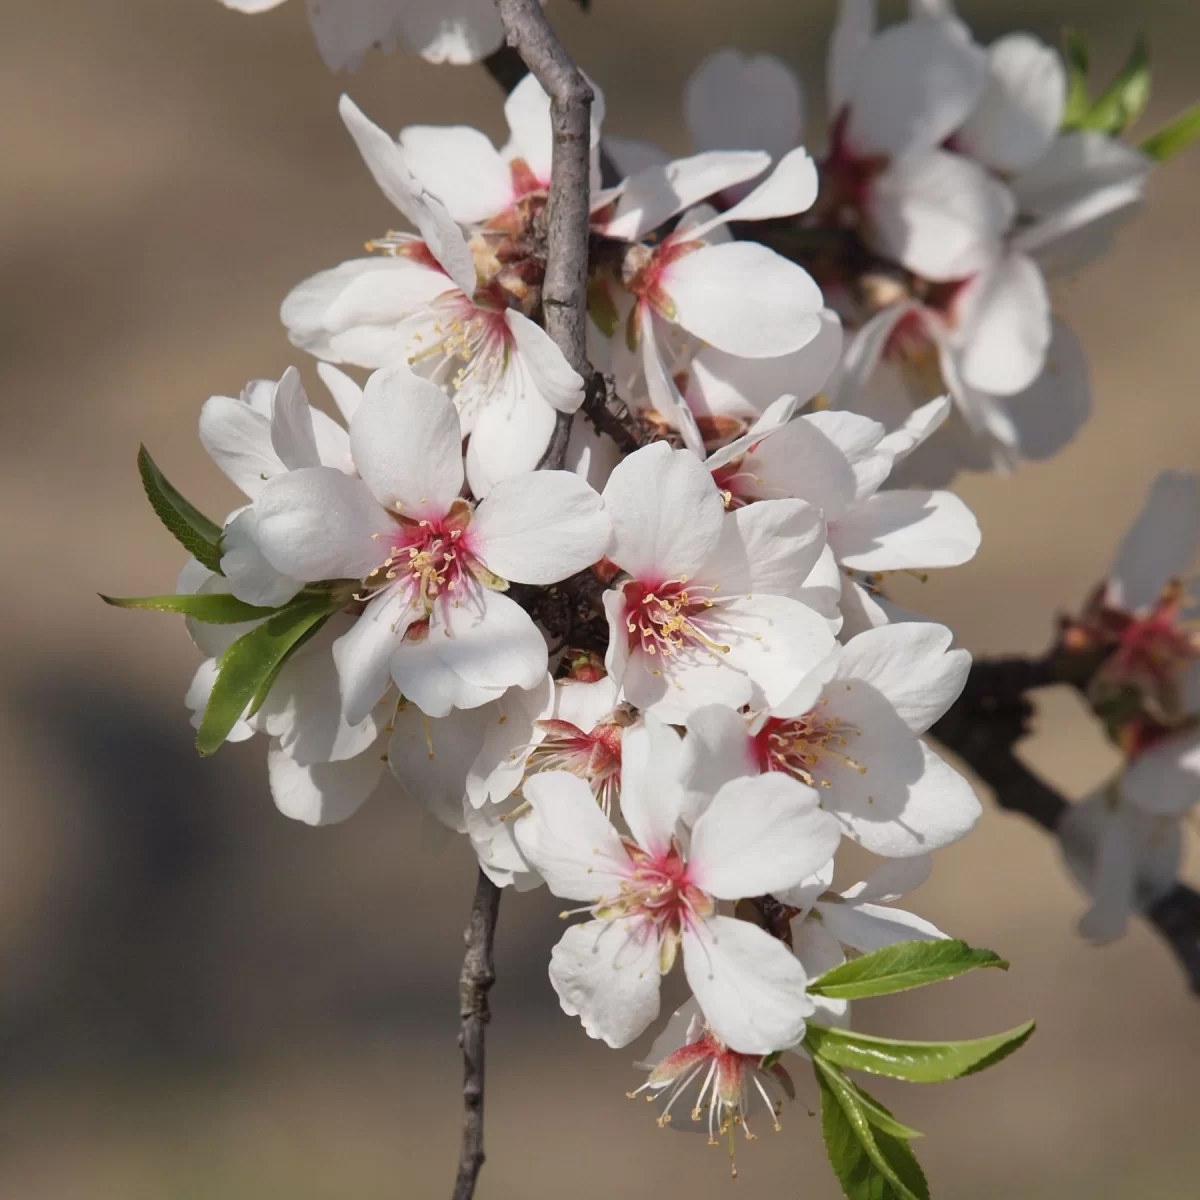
left=197, top=597, right=339, bottom=755
left=1082, top=34, right=1150, bottom=135
left=807, top=939, right=1008, bottom=1000
left=805, top=1021, right=1036, bottom=1084
left=1140, top=100, right=1200, bottom=162
left=100, top=593, right=281, bottom=623
left=1061, top=27, right=1091, bottom=128
left=850, top=1084, right=924, bottom=1141
left=244, top=614, right=328, bottom=719
left=137, top=445, right=224, bottom=573
left=816, top=1060, right=929, bottom=1200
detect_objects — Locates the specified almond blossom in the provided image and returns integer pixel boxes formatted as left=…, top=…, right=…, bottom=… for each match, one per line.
left=600, top=442, right=835, bottom=722
left=514, top=717, right=841, bottom=1052
left=217, top=0, right=515, bottom=68
left=282, top=96, right=585, bottom=493
left=705, top=397, right=981, bottom=632
left=245, top=366, right=611, bottom=721
left=680, top=623, right=980, bottom=857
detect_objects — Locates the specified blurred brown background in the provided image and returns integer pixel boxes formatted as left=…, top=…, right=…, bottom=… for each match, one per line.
left=2, top=0, right=1199, bottom=1195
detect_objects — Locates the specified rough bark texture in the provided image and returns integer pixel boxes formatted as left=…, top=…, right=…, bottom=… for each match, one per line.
left=451, top=869, right=502, bottom=1200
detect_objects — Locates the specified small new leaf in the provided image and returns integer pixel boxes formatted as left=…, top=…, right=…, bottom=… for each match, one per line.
left=1081, top=34, right=1150, bottom=135
left=1061, top=27, right=1091, bottom=128
left=197, top=596, right=341, bottom=755
left=816, top=1059, right=929, bottom=1200
left=1140, top=100, right=1200, bottom=162
left=807, top=939, right=1007, bottom=1000
left=805, top=1021, right=1036, bottom=1084
left=138, top=445, right=224, bottom=573
left=100, top=593, right=281, bottom=623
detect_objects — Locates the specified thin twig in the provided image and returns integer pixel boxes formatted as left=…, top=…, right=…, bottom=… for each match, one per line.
left=933, top=653, right=1200, bottom=993
left=497, top=0, right=596, bottom=471
left=452, top=869, right=502, bottom=1200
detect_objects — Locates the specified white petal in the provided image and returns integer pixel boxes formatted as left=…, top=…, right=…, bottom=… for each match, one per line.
left=389, top=638, right=507, bottom=717
left=689, top=773, right=840, bottom=898
left=714, top=593, right=838, bottom=711
left=269, top=366, right=321, bottom=471
left=739, top=414, right=862, bottom=518
left=333, top=587, right=416, bottom=724
left=425, top=590, right=548, bottom=691
left=954, top=253, right=1051, bottom=395
left=516, top=771, right=631, bottom=901
left=464, top=382, right=557, bottom=499
left=317, top=362, right=364, bottom=425
left=466, top=675, right=553, bottom=808
left=687, top=148, right=819, bottom=239
left=682, top=916, right=812, bottom=1054
left=304, top=0, right=407, bottom=70
left=350, top=366, right=465, bottom=517
left=465, top=798, right=542, bottom=891
left=827, top=0, right=876, bottom=114
left=387, top=703, right=488, bottom=830
left=185, top=659, right=256, bottom=742
left=1109, top=472, right=1200, bottom=611
left=505, top=311, right=585, bottom=413
left=199, top=395, right=279, bottom=499
left=704, top=500, right=828, bottom=598
left=601, top=151, right=770, bottom=242
left=620, top=715, right=689, bottom=858
left=1123, top=734, right=1200, bottom=816
left=268, top=741, right=384, bottom=827
left=875, top=394, right=952, bottom=463
left=956, top=34, right=1066, bottom=173
left=831, top=489, right=980, bottom=571
left=254, top=467, right=396, bottom=581
left=471, top=470, right=610, bottom=585
left=550, top=918, right=663, bottom=1049
left=685, top=50, right=804, bottom=161
left=791, top=921, right=850, bottom=1027
left=663, top=242, right=824, bottom=358
left=1012, top=130, right=1152, bottom=219
left=338, top=95, right=477, bottom=295
left=602, top=442, right=725, bottom=579
left=681, top=705, right=759, bottom=820
left=844, top=854, right=934, bottom=903
left=639, top=309, right=706, bottom=455
left=399, top=124, right=513, bottom=224
left=868, top=149, right=1015, bottom=281
left=1004, top=322, right=1091, bottom=462
left=835, top=623, right=969, bottom=734
left=603, top=136, right=670, bottom=179
left=815, top=898, right=947, bottom=951
left=398, top=0, right=506, bottom=65
left=220, top=509, right=305, bottom=607
left=847, top=16, right=987, bottom=158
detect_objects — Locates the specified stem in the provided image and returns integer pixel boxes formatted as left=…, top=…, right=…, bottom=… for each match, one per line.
left=452, top=869, right=502, bottom=1200
left=497, top=0, right=596, bottom=471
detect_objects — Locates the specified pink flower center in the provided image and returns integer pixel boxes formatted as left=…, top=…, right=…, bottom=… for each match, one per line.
left=710, top=456, right=761, bottom=509
left=607, top=839, right=713, bottom=938
left=530, top=717, right=623, bottom=814
left=754, top=707, right=865, bottom=788
left=622, top=577, right=730, bottom=661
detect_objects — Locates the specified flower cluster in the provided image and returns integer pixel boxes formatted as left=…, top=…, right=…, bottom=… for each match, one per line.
left=110, top=0, right=1200, bottom=1193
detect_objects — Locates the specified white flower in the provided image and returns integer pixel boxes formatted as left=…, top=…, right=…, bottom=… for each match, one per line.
left=1059, top=787, right=1181, bottom=942
left=400, top=72, right=606, bottom=226
left=282, top=96, right=585, bottom=494
left=681, top=623, right=980, bottom=857
left=218, top=0, right=515, bottom=69
left=706, top=397, right=980, bottom=633
left=246, top=367, right=611, bottom=721
left=514, top=716, right=841, bottom=1052
left=600, top=442, right=835, bottom=722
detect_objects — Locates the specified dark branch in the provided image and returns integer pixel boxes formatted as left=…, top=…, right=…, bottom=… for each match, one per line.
left=452, top=869, right=502, bottom=1200
left=933, top=652, right=1200, bottom=993
left=497, top=0, right=597, bottom=471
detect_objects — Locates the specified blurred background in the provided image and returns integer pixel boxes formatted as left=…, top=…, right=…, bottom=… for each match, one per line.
left=2, top=0, right=1199, bottom=1195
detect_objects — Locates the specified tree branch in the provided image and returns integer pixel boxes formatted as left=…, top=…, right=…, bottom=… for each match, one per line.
left=933, top=653, right=1200, bottom=993
left=452, top=868, right=502, bottom=1200
left=497, top=0, right=596, bottom=472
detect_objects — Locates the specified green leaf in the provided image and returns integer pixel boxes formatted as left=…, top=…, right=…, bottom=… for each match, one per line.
left=807, top=939, right=1008, bottom=1000
left=138, top=445, right=224, bottom=573
left=816, top=1059, right=929, bottom=1200
left=197, top=596, right=340, bottom=756
left=805, top=1021, right=1036, bottom=1084
left=850, top=1085, right=924, bottom=1141
left=1140, top=100, right=1200, bottom=162
left=1061, top=27, right=1091, bottom=128
left=1081, top=34, right=1150, bottom=135
left=100, top=593, right=281, bottom=623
